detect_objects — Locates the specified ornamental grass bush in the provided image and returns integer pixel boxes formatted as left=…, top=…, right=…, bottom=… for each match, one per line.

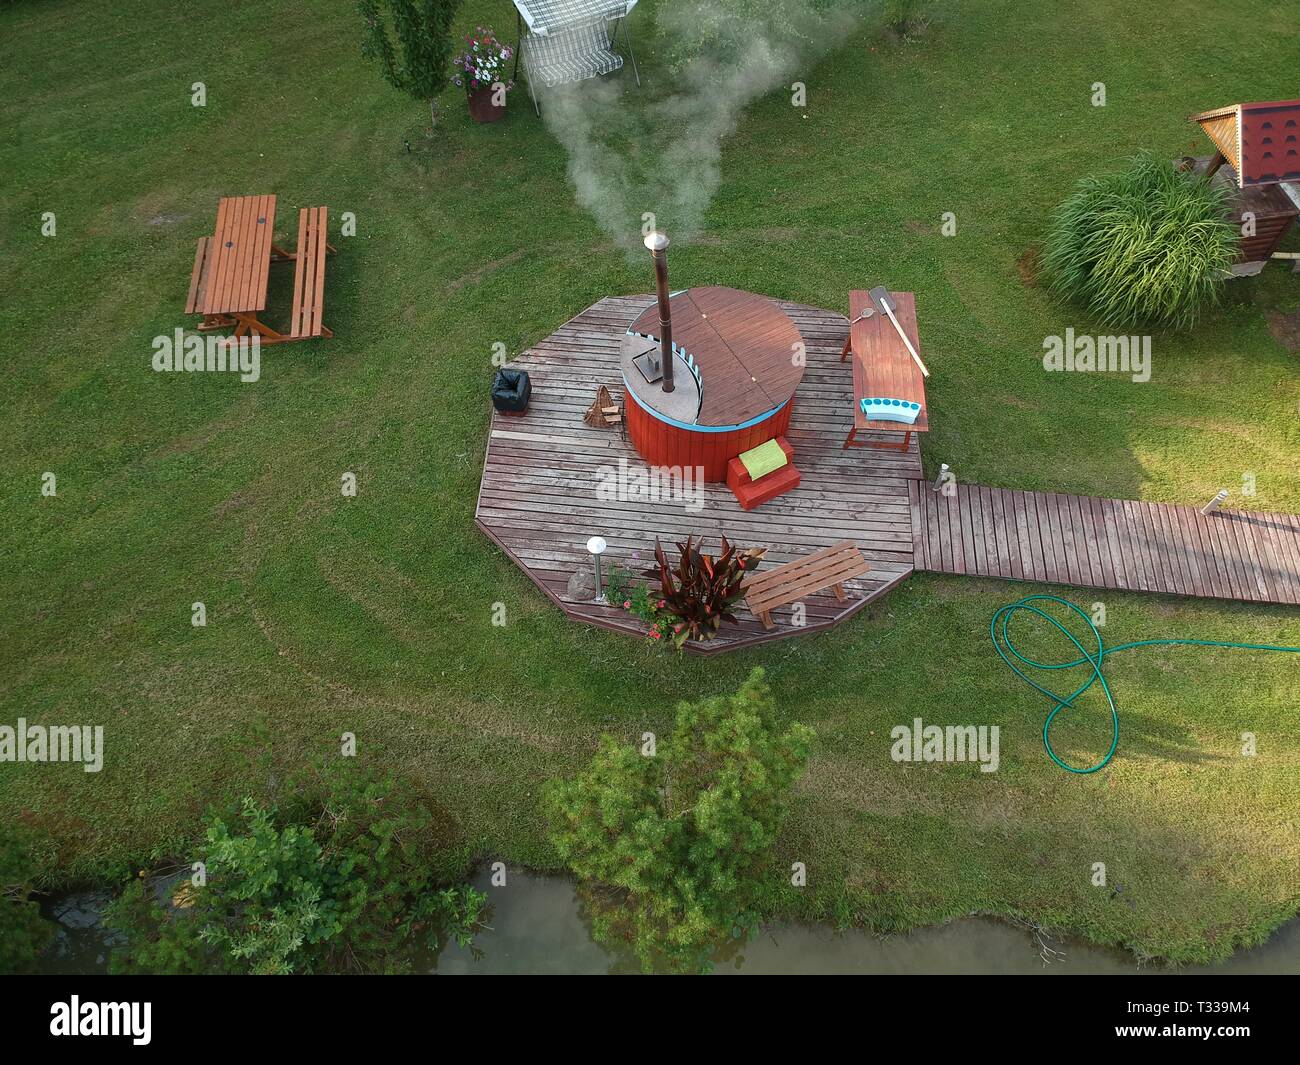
left=1042, top=155, right=1238, bottom=330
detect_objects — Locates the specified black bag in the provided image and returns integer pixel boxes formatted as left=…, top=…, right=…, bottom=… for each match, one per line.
left=491, top=369, right=531, bottom=413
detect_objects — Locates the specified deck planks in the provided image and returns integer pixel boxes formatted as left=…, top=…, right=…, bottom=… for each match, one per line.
left=476, top=295, right=922, bottom=654
left=913, top=481, right=1300, bottom=605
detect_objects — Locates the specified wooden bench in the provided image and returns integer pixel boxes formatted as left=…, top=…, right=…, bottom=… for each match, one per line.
left=742, top=540, right=870, bottom=629
left=185, top=237, right=211, bottom=314
left=841, top=290, right=929, bottom=452
left=289, top=207, right=335, bottom=340
left=184, top=236, right=223, bottom=324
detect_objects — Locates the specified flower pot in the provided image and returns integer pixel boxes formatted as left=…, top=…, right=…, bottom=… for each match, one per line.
left=467, top=86, right=506, bottom=124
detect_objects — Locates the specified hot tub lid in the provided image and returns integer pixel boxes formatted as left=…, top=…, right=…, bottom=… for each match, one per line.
left=626, top=286, right=805, bottom=428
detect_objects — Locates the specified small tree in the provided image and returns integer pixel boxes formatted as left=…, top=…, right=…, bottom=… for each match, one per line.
left=358, top=0, right=462, bottom=129
left=546, top=668, right=813, bottom=972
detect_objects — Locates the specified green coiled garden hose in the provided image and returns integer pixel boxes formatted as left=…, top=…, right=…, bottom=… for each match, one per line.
left=990, top=595, right=1300, bottom=774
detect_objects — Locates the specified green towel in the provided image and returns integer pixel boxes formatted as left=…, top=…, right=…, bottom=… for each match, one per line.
left=739, top=439, right=787, bottom=480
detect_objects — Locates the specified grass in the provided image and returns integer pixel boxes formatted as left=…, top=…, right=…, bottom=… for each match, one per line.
left=1, top=0, right=1298, bottom=966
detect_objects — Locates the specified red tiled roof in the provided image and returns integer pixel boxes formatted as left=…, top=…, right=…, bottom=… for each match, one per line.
left=1191, top=101, right=1300, bottom=187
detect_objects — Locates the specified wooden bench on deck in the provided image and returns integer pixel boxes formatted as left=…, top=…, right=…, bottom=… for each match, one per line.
left=742, top=540, right=870, bottom=629
left=841, top=289, right=928, bottom=452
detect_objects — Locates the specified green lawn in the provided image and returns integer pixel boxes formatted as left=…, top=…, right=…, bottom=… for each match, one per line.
left=2, top=0, right=1298, bottom=965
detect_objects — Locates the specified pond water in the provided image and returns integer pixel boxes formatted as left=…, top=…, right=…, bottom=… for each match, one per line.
left=38, top=868, right=1300, bottom=975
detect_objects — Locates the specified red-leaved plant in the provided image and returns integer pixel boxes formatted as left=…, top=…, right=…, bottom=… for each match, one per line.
left=643, top=535, right=766, bottom=644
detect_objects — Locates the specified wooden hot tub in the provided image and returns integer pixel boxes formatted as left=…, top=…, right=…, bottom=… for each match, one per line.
left=620, top=287, right=805, bottom=482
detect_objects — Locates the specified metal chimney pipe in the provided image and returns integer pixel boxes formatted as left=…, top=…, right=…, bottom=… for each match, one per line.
left=644, top=231, right=674, bottom=393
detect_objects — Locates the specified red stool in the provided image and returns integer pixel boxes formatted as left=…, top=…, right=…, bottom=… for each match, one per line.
left=727, top=437, right=801, bottom=510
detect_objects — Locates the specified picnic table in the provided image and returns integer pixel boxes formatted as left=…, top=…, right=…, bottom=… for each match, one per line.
left=185, top=194, right=333, bottom=344
left=840, top=289, right=929, bottom=452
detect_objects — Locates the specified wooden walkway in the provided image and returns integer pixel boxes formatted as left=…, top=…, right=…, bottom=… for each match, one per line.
left=910, top=481, right=1300, bottom=606
left=476, top=295, right=921, bottom=653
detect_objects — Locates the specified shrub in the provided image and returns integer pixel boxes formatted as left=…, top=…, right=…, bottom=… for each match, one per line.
left=644, top=534, right=765, bottom=644
left=0, top=825, right=54, bottom=974
left=546, top=668, right=812, bottom=972
left=105, top=762, right=484, bottom=974
left=358, top=0, right=462, bottom=127
left=1041, top=155, right=1237, bottom=330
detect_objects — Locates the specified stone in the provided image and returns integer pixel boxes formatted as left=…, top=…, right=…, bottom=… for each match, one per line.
left=566, top=569, right=596, bottom=600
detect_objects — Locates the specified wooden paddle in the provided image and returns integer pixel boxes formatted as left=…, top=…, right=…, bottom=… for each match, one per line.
left=869, top=286, right=930, bottom=378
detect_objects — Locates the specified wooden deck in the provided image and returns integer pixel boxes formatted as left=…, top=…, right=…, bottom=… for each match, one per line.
left=477, top=293, right=1300, bottom=655
left=910, top=481, right=1300, bottom=605
left=475, top=295, right=921, bottom=653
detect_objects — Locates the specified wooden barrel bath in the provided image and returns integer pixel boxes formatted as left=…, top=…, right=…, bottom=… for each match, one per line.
left=620, top=287, right=805, bottom=483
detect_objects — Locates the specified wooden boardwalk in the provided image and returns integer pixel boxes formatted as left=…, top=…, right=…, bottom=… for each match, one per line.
left=476, top=295, right=921, bottom=653
left=910, top=481, right=1300, bottom=606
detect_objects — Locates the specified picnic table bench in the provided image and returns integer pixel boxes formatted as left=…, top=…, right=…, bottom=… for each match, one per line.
left=185, top=195, right=334, bottom=343
left=742, top=540, right=870, bottom=629
left=840, top=289, right=929, bottom=452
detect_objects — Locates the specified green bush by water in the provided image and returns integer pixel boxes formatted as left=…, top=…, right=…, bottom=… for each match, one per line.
left=104, top=762, right=485, bottom=975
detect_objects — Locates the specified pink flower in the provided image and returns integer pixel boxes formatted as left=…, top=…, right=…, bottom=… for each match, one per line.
left=657, top=600, right=666, bottom=609
left=623, top=600, right=631, bottom=609
left=674, top=624, right=683, bottom=633
left=649, top=629, right=662, bottom=640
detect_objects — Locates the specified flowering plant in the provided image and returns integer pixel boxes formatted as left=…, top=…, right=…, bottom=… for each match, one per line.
left=606, top=556, right=688, bottom=650
left=643, top=534, right=765, bottom=643
left=625, top=584, right=688, bottom=650
left=451, top=27, right=514, bottom=94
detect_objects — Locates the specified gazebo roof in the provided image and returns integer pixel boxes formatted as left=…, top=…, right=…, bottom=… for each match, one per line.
left=512, top=0, right=636, bottom=35
left=1190, top=100, right=1300, bottom=187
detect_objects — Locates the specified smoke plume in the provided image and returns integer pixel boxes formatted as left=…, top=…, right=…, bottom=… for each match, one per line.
left=540, top=1, right=868, bottom=250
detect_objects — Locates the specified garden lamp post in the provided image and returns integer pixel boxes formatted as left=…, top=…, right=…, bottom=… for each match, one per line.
left=586, top=536, right=608, bottom=602
left=932, top=463, right=950, bottom=493
left=644, top=231, right=674, bottom=394
left=1201, top=489, right=1229, bottom=516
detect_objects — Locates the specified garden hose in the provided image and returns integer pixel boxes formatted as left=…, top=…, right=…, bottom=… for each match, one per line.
left=989, top=595, right=1300, bottom=774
